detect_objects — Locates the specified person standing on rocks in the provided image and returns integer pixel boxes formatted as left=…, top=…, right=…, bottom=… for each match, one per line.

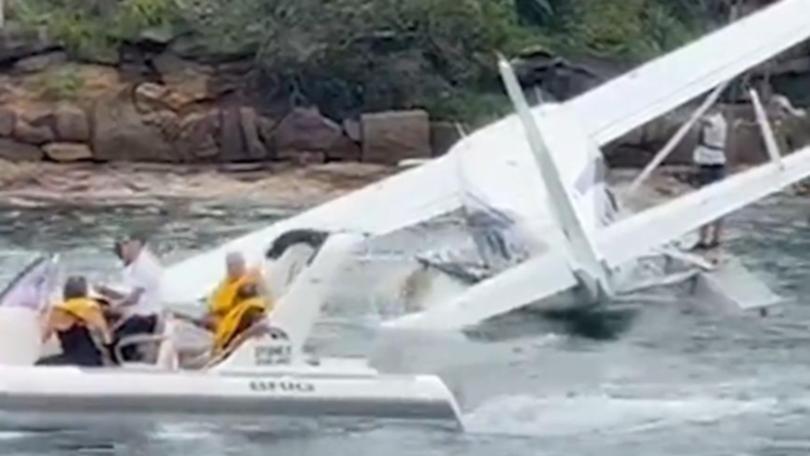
left=693, top=107, right=729, bottom=250
left=98, top=233, right=164, bottom=362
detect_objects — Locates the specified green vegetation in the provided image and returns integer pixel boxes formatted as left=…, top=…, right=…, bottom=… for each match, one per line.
left=9, top=0, right=725, bottom=124
left=32, top=65, right=85, bottom=101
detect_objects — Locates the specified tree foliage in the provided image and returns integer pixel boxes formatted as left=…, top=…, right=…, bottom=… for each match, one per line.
left=10, top=0, right=718, bottom=122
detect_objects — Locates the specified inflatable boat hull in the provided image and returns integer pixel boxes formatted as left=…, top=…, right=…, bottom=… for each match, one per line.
left=0, top=364, right=461, bottom=425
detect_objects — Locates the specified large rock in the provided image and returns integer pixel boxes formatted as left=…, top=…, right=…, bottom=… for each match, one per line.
left=13, top=119, right=54, bottom=145
left=153, top=52, right=213, bottom=104
left=0, top=108, right=16, bottom=137
left=175, top=111, right=220, bottom=160
left=276, top=107, right=343, bottom=154
left=43, top=142, right=93, bottom=162
left=53, top=105, right=90, bottom=142
left=92, top=89, right=179, bottom=162
left=361, top=110, right=431, bottom=164
left=13, top=51, right=68, bottom=73
left=219, top=107, right=246, bottom=162
left=134, top=82, right=171, bottom=113
left=327, top=134, right=361, bottom=162
left=0, top=138, right=43, bottom=161
left=430, top=122, right=462, bottom=157
left=240, top=108, right=268, bottom=161
left=0, top=24, right=56, bottom=63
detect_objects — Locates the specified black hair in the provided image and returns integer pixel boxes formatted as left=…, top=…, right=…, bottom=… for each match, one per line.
left=63, top=276, right=88, bottom=300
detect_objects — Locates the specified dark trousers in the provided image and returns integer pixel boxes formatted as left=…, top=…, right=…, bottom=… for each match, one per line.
left=113, top=314, right=158, bottom=362
left=35, top=351, right=103, bottom=367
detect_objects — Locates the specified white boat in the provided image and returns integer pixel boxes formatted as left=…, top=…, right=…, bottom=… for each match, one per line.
left=0, top=234, right=462, bottom=426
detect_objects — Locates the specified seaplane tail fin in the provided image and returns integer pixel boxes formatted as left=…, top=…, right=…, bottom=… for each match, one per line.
left=598, top=145, right=810, bottom=269
left=269, top=232, right=365, bottom=353
left=383, top=250, right=578, bottom=331
left=569, top=0, right=810, bottom=146
left=499, top=57, right=610, bottom=291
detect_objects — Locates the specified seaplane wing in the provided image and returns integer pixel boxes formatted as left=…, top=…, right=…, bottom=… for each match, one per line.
left=384, top=250, right=578, bottom=331
left=570, top=0, right=810, bottom=146
left=161, top=160, right=459, bottom=302
left=598, top=146, right=810, bottom=268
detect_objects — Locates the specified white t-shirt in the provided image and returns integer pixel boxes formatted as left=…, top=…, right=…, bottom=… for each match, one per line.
left=120, top=247, right=164, bottom=317
left=693, top=112, right=728, bottom=165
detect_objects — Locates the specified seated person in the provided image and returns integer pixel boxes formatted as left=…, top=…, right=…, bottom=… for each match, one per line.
left=212, top=282, right=270, bottom=355
left=206, top=252, right=266, bottom=327
left=37, top=276, right=113, bottom=367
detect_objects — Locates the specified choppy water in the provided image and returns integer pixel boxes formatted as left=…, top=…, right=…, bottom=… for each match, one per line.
left=1, top=194, right=810, bottom=455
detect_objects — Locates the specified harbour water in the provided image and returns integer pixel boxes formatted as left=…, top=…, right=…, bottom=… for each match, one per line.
left=1, top=194, right=810, bottom=455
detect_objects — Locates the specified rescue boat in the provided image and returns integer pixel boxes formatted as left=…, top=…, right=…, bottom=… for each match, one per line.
left=0, top=233, right=463, bottom=426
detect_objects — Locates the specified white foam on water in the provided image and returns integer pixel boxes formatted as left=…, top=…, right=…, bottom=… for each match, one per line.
left=462, top=393, right=771, bottom=438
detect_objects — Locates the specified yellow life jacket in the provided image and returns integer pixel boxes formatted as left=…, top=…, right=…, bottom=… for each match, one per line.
left=208, top=269, right=262, bottom=321
left=55, top=298, right=102, bottom=326
left=212, top=297, right=268, bottom=354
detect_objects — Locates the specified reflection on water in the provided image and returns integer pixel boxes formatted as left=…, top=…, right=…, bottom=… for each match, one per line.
left=1, top=194, right=810, bottom=455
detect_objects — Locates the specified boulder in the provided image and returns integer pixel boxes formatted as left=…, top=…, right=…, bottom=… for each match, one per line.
left=92, top=89, right=179, bottom=162
left=343, top=119, right=361, bottom=142
left=176, top=111, right=220, bottom=160
left=256, top=116, right=278, bottom=158
left=219, top=107, right=246, bottom=162
left=153, top=52, right=213, bottom=104
left=0, top=108, right=16, bottom=137
left=430, top=122, right=462, bottom=157
left=240, top=108, right=268, bottom=161
left=134, top=82, right=171, bottom=113
left=53, top=105, right=90, bottom=142
left=13, top=119, right=54, bottom=145
left=0, top=138, right=43, bottom=161
left=13, top=51, right=68, bottom=73
left=361, top=110, right=431, bottom=164
left=43, top=142, right=93, bottom=162
left=327, top=135, right=361, bottom=162
left=0, top=24, right=56, bottom=64
left=276, top=107, right=343, bottom=155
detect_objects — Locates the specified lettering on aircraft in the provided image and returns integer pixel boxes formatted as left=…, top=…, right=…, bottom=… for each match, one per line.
left=249, top=380, right=315, bottom=393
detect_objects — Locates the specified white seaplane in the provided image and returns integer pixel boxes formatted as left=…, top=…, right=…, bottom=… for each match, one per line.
left=158, top=0, right=810, bottom=332
left=0, top=235, right=462, bottom=426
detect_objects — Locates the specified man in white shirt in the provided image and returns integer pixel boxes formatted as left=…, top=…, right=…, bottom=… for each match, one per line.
left=693, top=108, right=728, bottom=249
left=100, top=233, right=164, bottom=362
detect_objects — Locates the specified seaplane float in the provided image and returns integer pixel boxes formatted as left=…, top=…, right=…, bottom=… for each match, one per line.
left=0, top=234, right=462, bottom=427
left=159, top=0, right=810, bottom=333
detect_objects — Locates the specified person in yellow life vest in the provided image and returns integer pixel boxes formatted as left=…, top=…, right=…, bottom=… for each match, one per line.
left=37, top=276, right=113, bottom=367
left=212, top=282, right=270, bottom=355
left=205, top=252, right=269, bottom=328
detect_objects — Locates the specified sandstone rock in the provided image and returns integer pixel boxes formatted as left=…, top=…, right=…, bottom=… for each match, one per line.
left=361, top=110, right=431, bottom=164
left=343, top=119, right=361, bottom=142
left=0, top=138, right=43, bottom=161
left=0, top=24, right=55, bottom=63
left=327, top=135, right=361, bottom=162
left=13, top=51, right=68, bottom=73
left=430, top=122, right=461, bottom=157
left=240, top=108, right=268, bottom=161
left=176, top=111, right=220, bottom=160
left=92, top=89, right=179, bottom=162
left=53, top=105, right=89, bottom=142
left=0, top=108, right=15, bottom=136
left=276, top=107, right=343, bottom=154
left=13, top=119, right=54, bottom=145
left=143, top=110, right=181, bottom=141
left=153, top=52, right=213, bottom=103
left=286, top=151, right=326, bottom=166
left=43, top=142, right=93, bottom=162
left=134, top=82, right=171, bottom=113
left=256, top=116, right=278, bottom=158
left=219, top=107, right=246, bottom=162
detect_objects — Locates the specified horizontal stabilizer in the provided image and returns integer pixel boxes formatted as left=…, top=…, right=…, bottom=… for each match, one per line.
left=599, top=145, right=810, bottom=268
left=570, top=0, right=810, bottom=145
left=382, top=251, right=578, bottom=331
